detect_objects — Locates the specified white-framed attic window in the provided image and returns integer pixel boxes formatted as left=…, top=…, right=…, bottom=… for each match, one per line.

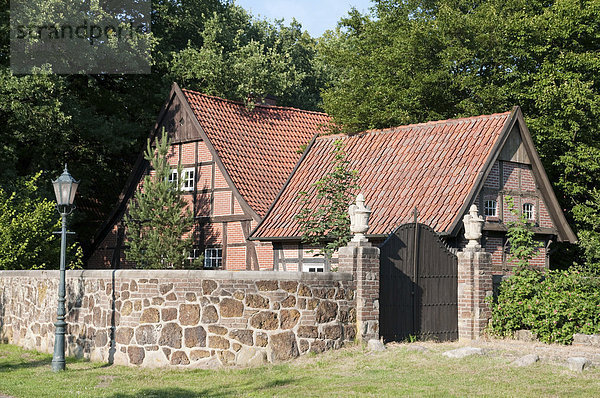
left=168, top=169, right=178, bottom=185
left=169, top=167, right=195, bottom=191
left=181, top=168, right=195, bottom=191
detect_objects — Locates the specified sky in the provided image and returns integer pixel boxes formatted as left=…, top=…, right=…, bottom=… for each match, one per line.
left=235, top=0, right=374, bottom=37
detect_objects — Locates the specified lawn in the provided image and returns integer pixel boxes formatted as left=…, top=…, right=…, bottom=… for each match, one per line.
left=0, top=342, right=599, bottom=397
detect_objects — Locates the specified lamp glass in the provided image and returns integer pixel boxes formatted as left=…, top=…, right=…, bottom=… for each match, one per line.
left=52, top=166, right=79, bottom=207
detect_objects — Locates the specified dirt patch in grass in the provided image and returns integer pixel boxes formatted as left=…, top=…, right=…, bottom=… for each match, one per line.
left=95, top=375, right=117, bottom=389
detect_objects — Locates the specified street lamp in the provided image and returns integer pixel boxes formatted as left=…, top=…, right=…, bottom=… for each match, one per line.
left=51, top=164, right=79, bottom=372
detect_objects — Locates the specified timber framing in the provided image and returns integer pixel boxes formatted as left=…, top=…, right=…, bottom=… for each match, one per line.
left=446, top=106, right=576, bottom=243
left=87, top=83, right=262, bottom=263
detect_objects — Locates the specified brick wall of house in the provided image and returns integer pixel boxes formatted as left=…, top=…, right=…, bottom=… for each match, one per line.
left=87, top=138, right=271, bottom=271
left=477, top=159, right=554, bottom=272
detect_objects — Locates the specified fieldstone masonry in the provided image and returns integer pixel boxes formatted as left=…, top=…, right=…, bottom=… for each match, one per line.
left=0, top=270, right=355, bottom=368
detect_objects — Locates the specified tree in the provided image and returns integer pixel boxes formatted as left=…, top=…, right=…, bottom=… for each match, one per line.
left=0, top=0, right=328, bottom=257
left=124, top=132, right=194, bottom=269
left=318, top=0, right=600, bottom=266
left=167, top=6, right=327, bottom=111
left=295, top=139, right=359, bottom=260
left=0, top=172, right=82, bottom=270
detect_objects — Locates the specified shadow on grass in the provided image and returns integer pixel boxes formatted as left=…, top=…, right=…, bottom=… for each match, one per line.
left=108, top=376, right=302, bottom=397
left=110, top=387, right=231, bottom=398
left=261, top=377, right=296, bottom=389
left=0, top=357, right=50, bottom=372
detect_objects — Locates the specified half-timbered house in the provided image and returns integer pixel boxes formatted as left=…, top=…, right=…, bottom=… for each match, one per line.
left=88, top=85, right=575, bottom=275
left=87, top=83, right=330, bottom=269
left=249, top=106, right=576, bottom=274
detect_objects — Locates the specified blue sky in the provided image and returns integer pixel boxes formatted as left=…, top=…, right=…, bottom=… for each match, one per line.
left=235, top=0, right=374, bottom=37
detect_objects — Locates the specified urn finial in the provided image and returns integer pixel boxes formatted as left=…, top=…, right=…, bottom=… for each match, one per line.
left=463, top=204, right=485, bottom=251
left=349, top=194, right=371, bottom=243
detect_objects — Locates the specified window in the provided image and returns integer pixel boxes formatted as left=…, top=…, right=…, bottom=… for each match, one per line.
left=523, top=203, right=534, bottom=221
left=168, top=169, right=178, bottom=185
left=187, top=247, right=203, bottom=267
left=188, top=247, right=202, bottom=260
left=168, top=168, right=195, bottom=191
left=182, top=168, right=195, bottom=191
left=484, top=200, right=497, bottom=217
left=204, top=248, right=222, bottom=269
left=302, top=263, right=324, bottom=272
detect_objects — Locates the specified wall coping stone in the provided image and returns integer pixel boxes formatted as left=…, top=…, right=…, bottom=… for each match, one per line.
left=0, top=269, right=353, bottom=281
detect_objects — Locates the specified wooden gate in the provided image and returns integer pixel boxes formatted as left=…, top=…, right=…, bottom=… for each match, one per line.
left=379, top=221, right=458, bottom=342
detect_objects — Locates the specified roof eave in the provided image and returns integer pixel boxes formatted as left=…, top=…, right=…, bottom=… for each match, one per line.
left=248, top=133, right=320, bottom=239
left=446, top=107, right=519, bottom=238
left=175, top=84, right=261, bottom=222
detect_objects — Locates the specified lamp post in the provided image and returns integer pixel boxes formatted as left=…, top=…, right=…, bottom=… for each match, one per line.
left=51, top=164, right=79, bottom=372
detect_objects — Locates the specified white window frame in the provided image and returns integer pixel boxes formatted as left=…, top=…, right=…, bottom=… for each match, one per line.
left=188, top=247, right=203, bottom=260
left=168, top=169, right=178, bottom=185
left=484, top=200, right=497, bottom=217
left=204, top=248, right=222, bottom=269
left=169, top=167, right=195, bottom=191
left=523, top=203, right=534, bottom=221
left=302, top=263, right=324, bottom=273
left=181, top=167, right=195, bottom=191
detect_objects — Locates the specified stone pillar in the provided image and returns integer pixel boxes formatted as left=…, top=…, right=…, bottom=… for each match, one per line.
left=457, top=250, right=493, bottom=341
left=338, top=241, right=380, bottom=341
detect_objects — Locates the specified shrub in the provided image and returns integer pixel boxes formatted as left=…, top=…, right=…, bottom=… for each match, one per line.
left=488, top=267, right=600, bottom=344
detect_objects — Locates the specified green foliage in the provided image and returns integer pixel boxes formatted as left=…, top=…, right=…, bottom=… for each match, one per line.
left=124, top=132, right=194, bottom=269
left=295, top=139, right=359, bottom=259
left=488, top=267, right=600, bottom=344
left=0, top=172, right=82, bottom=270
left=572, top=188, right=600, bottom=269
left=505, top=196, right=540, bottom=267
left=318, top=0, right=600, bottom=265
left=0, top=0, right=327, bottom=254
left=168, top=6, right=326, bottom=110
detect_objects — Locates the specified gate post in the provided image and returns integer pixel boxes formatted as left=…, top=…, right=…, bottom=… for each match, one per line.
left=340, top=194, right=379, bottom=341
left=339, top=241, right=380, bottom=342
left=458, top=205, right=493, bottom=340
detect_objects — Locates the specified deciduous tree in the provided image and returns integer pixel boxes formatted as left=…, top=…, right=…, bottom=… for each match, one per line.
left=318, top=0, right=600, bottom=265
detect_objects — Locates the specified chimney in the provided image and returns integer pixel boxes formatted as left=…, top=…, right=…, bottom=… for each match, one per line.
left=246, top=93, right=277, bottom=106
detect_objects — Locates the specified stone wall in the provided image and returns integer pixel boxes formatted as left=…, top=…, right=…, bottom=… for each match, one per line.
left=0, top=270, right=355, bottom=368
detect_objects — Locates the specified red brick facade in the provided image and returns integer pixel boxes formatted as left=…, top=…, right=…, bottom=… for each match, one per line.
left=87, top=138, right=273, bottom=270
left=477, top=159, right=556, bottom=273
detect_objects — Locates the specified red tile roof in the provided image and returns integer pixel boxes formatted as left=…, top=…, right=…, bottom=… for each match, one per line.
left=252, top=111, right=512, bottom=239
left=181, top=89, right=330, bottom=217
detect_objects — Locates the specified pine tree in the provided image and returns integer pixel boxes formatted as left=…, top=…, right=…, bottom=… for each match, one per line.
left=125, top=131, right=194, bottom=269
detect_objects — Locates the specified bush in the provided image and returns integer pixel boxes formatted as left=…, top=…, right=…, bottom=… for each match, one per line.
left=488, top=267, right=600, bottom=344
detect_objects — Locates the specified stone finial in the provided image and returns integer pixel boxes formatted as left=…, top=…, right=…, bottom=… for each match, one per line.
left=463, top=204, right=484, bottom=251
left=349, top=193, right=371, bottom=243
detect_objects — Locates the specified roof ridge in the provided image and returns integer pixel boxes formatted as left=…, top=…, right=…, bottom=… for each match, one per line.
left=180, top=87, right=329, bottom=116
left=315, top=111, right=512, bottom=141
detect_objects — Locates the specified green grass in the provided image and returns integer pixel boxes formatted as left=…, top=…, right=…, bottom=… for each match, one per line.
left=0, top=343, right=599, bottom=397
